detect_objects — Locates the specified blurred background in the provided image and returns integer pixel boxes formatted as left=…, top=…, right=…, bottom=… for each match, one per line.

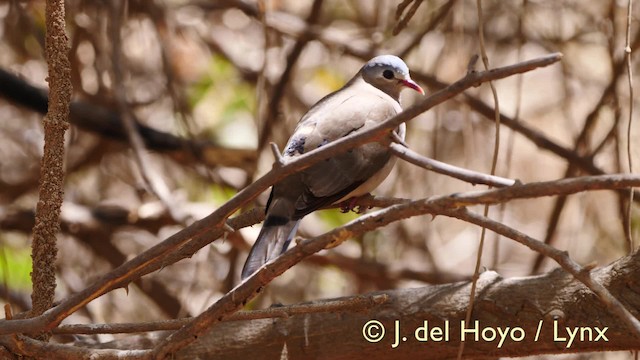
left=0, top=0, right=638, bottom=358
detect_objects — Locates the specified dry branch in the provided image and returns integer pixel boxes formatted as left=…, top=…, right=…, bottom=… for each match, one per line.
left=30, top=0, right=72, bottom=320
left=389, top=143, right=516, bottom=188
left=53, top=293, right=389, bottom=335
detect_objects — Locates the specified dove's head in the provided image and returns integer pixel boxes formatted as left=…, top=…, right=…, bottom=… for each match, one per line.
left=361, top=55, right=424, bottom=101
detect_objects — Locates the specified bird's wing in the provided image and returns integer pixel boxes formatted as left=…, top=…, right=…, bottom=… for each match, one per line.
left=276, top=83, right=401, bottom=219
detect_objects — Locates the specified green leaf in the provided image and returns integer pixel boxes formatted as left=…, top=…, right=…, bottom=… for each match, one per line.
left=0, top=239, right=33, bottom=291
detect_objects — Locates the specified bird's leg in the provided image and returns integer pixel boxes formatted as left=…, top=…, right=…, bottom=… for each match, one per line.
left=340, top=194, right=374, bottom=214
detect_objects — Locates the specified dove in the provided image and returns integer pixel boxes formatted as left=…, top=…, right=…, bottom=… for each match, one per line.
left=241, top=55, right=424, bottom=279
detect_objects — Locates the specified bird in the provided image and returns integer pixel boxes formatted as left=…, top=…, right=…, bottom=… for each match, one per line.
left=241, top=55, right=424, bottom=279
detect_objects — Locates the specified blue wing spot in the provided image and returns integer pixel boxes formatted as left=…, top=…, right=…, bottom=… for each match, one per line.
left=285, top=137, right=306, bottom=156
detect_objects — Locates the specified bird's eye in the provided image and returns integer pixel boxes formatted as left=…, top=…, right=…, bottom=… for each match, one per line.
left=382, top=69, right=394, bottom=79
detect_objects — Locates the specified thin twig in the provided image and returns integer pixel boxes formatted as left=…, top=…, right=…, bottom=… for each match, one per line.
left=1, top=334, right=149, bottom=360
left=493, top=0, right=528, bottom=269
left=389, top=143, right=516, bottom=188
left=390, top=130, right=409, bottom=147
left=258, top=0, right=324, bottom=151
left=395, top=0, right=413, bottom=19
left=531, top=26, right=640, bottom=273
left=109, top=1, right=190, bottom=225
left=53, top=293, right=389, bottom=335
left=459, top=2, right=501, bottom=357
left=443, top=207, right=640, bottom=338
left=393, top=0, right=424, bottom=35
left=269, top=142, right=285, bottom=166
left=399, top=0, right=457, bottom=58
left=624, top=0, right=635, bottom=252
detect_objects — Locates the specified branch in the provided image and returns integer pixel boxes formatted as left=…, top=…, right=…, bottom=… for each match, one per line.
left=151, top=174, right=640, bottom=357
left=30, top=0, right=72, bottom=321
left=389, top=142, right=516, bottom=188
left=53, top=293, right=389, bottom=335
left=0, top=334, right=148, bottom=360
left=444, top=208, right=640, bottom=337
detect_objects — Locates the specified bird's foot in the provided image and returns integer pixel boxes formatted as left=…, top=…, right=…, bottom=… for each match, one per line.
left=340, top=194, right=373, bottom=214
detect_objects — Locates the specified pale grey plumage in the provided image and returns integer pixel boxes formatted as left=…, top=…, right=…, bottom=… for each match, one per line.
left=241, top=55, right=423, bottom=279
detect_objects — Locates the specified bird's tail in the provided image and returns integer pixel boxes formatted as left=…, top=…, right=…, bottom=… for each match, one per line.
left=241, top=215, right=299, bottom=279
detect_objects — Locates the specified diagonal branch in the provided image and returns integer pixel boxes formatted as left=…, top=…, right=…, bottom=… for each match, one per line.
left=443, top=207, right=640, bottom=337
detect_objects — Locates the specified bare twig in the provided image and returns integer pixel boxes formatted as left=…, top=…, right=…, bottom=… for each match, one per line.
left=459, top=2, right=502, bottom=357
left=399, top=0, right=457, bottom=58
left=306, top=251, right=469, bottom=285
left=394, top=0, right=413, bottom=19
left=1, top=334, right=148, bottom=360
left=53, top=293, right=389, bottom=335
left=389, top=143, right=516, bottom=188
left=109, top=1, right=190, bottom=225
left=390, top=130, right=409, bottom=147
left=492, top=0, right=528, bottom=268
left=393, top=0, right=424, bottom=35
left=258, top=0, right=324, bottom=151
left=444, top=207, right=640, bottom=338
left=531, top=26, right=640, bottom=273
left=624, top=0, right=635, bottom=251
left=269, top=142, right=285, bottom=167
